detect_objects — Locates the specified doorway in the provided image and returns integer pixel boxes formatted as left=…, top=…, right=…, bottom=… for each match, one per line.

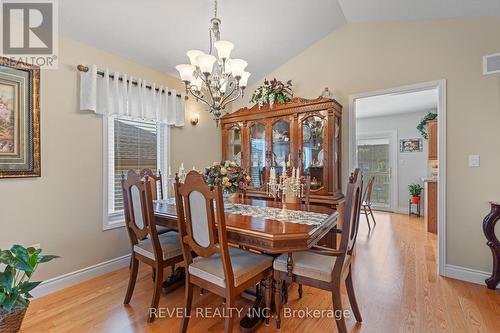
left=349, top=80, right=446, bottom=276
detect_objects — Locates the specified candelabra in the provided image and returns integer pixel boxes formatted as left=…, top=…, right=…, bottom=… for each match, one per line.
left=267, top=167, right=304, bottom=204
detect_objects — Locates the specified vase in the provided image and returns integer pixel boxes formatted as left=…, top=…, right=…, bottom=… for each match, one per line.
left=0, top=304, right=29, bottom=333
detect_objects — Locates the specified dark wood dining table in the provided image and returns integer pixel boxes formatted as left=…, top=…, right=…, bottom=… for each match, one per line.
left=153, top=196, right=339, bottom=255
left=153, top=196, right=339, bottom=332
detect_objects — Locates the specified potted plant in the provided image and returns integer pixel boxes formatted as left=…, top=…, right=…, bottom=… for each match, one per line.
left=0, top=245, right=58, bottom=332
left=408, top=183, right=424, bottom=204
left=250, top=78, right=293, bottom=108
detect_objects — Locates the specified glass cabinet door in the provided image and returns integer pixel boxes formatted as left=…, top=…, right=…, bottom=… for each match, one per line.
left=249, top=123, right=266, bottom=188
left=272, top=120, right=290, bottom=177
left=302, top=115, right=326, bottom=191
left=226, top=127, right=242, bottom=165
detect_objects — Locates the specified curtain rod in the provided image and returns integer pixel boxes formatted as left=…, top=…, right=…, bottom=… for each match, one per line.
left=77, top=65, right=184, bottom=99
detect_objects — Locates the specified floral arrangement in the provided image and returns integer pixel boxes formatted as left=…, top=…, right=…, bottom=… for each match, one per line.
left=250, top=78, right=293, bottom=108
left=204, top=161, right=251, bottom=193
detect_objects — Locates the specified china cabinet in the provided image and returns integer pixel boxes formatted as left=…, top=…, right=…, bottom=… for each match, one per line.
left=221, top=96, right=344, bottom=210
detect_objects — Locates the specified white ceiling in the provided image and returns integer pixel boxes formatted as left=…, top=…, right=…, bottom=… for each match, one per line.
left=339, top=0, right=500, bottom=22
left=355, top=89, right=438, bottom=119
left=59, top=0, right=500, bottom=84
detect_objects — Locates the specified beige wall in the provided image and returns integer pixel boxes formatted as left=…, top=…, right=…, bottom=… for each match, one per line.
left=0, top=36, right=220, bottom=280
left=234, top=17, right=500, bottom=273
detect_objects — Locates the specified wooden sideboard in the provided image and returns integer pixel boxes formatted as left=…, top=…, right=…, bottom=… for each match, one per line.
left=220, top=97, right=344, bottom=211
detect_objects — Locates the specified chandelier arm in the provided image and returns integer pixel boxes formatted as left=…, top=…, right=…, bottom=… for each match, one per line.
left=187, top=86, right=211, bottom=108
left=195, top=74, right=217, bottom=107
left=221, top=88, right=242, bottom=110
left=218, top=81, right=239, bottom=107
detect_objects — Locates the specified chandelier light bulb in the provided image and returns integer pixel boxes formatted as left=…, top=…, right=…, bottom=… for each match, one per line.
left=176, top=64, right=195, bottom=82
left=239, top=71, right=251, bottom=87
left=196, top=54, right=217, bottom=74
left=229, top=59, right=248, bottom=78
left=186, top=50, right=204, bottom=66
left=214, top=40, right=234, bottom=60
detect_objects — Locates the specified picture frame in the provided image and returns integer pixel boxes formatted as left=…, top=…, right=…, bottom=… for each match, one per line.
left=0, top=57, right=40, bottom=178
left=399, top=138, right=423, bottom=153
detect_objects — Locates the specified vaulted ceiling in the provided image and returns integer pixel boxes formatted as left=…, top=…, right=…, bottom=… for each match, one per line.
left=60, top=0, right=500, bottom=84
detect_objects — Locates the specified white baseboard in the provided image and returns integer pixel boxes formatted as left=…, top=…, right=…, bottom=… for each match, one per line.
left=444, top=264, right=490, bottom=286
left=32, top=254, right=131, bottom=298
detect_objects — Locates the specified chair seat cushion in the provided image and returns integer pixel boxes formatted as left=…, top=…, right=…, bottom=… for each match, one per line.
left=134, top=231, right=182, bottom=261
left=273, top=251, right=337, bottom=282
left=188, top=247, right=273, bottom=288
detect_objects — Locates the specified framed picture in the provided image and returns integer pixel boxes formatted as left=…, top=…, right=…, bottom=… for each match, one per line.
left=0, top=57, right=40, bottom=178
left=400, top=138, right=423, bottom=153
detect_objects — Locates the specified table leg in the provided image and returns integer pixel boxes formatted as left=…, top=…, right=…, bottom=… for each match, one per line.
left=162, top=267, right=185, bottom=293
left=239, top=280, right=266, bottom=333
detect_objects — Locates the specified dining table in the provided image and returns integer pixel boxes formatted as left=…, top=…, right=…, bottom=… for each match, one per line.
left=153, top=195, right=339, bottom=332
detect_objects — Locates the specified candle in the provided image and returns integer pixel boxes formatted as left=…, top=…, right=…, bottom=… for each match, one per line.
left=168, top=166, right=172, bottom=176
left=292, top=167, right=296, bottom=179
left=192, top=166, right=196, bottom=170
left=282, top=161, right=286, bottom=174
left=297, top=166, right=300, bottom=178
left=270, top=167, right=276, bottom=179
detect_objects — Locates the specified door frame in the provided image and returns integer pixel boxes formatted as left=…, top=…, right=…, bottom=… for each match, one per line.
left=348, top=79, right=447, bottom=276
left=356, top=130, right=398, bottom=212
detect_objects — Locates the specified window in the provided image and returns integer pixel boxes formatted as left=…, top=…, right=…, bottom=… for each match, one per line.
left=104, top=116, right=169, bottom=230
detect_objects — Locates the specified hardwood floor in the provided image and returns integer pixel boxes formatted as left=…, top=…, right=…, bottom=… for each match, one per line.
left=21, top=212, right=499, bottom=333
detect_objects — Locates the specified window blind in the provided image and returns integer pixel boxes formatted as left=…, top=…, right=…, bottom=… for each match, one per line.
left=112, top=118, right=158, bottom=211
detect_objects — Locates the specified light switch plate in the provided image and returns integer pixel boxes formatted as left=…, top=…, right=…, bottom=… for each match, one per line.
left=468, top=155, right=480, bottom=167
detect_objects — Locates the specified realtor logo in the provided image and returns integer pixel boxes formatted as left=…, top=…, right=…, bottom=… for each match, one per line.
left=1, top=0, right=58, bottom=68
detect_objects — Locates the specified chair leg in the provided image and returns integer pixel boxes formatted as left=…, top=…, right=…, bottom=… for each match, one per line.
left=332, top=285, right=347, bottom=333
left=298, top=283, right=303, bottom=299
left=274, top=275, right=283, bottom=329
left=148, top=266, right=164, bottom=323
left=346, top=270, right=362, bottom=322
left=264, top=275, right=272, bottom=326
left=179, top=281, right=193, bottom=333
left=281, top=281, right=288, bottom=303
left=364, top=209, right=371, bottom=231
left=224, top=297, right=235, bottom=333
left=368, top=206, right=376, bottom=226
left=124, top=255, right=139, bottom=304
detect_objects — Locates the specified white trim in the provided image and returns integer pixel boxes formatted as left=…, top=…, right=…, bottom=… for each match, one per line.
left=444, top=264, right=489, bottom=286
left=31, top=254, right=131, bottom=298
left=357, top=129, right=398, bottom=212
left=349, top=80, right=447, bottom=277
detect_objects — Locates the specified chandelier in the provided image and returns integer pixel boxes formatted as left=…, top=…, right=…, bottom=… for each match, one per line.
left=176, top=0, right=250, bottom=126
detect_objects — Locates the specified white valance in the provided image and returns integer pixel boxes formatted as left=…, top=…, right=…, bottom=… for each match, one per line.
left=79, top=64, right=185, bottom=126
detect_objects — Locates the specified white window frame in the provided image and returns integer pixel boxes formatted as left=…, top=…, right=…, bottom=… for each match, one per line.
left=102, top=116, right=170, bottom=230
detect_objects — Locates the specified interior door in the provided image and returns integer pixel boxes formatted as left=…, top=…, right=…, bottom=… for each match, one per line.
left=356, top=131, right=397, bottom=211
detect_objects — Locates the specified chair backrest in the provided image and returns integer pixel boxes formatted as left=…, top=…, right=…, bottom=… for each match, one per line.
left=174, top=171, right=235, bottom=286
left=140, top=168, right=164, bottom=200
left=334, top=168, right=363, bottom=277
left=362, top=176, right=375, bottom=205
left=121, top=170, right=163, bottom=260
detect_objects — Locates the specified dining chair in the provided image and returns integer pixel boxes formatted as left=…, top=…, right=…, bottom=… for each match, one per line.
left=139, top=168, right=164, bottom=200
left=360, top=176, right=376, bottom=230
left=174, top=171, right=274, bottom=333
left=121, top=170, right=184, bottom=323
left=273, top=168, right=363, bottom=333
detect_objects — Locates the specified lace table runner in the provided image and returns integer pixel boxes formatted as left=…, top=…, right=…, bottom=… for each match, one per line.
left=155, top=198, right=329, bottom=226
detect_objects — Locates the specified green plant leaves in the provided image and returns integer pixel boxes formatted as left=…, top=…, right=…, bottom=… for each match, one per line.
left=0, top=245, right=59, bottom=312
left=417, top=113, right=437, bottom=139
left=38, top=255, right=59, bottom=263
